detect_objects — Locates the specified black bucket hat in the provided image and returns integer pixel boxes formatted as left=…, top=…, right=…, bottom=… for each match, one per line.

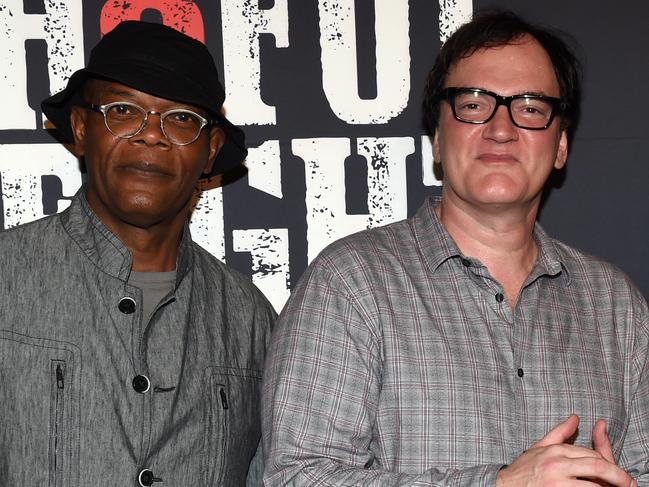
left=41, top=20, right=246, bottom=177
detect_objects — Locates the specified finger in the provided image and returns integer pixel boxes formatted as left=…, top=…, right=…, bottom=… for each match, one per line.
left=560, top=457, right=635, bottom=487
left=498, top=448, right=634, bottom=487
left=592, top=419, right=615, bottom=463
left=546, top=443, right=608, bottom=459
left=534, top=414, right=580, bottom=448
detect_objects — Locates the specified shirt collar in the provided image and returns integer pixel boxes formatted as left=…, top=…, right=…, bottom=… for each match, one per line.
left=531, top=221, right=570, bottom=283
left=412, top=196, right=462, bottom=273
left=413, top=196, right=569, bottom=282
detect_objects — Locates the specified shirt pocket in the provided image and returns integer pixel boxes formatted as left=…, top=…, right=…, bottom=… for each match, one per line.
left=0, top=331, right=80, bottom=487
left=203, top=367, right=263, bottom=486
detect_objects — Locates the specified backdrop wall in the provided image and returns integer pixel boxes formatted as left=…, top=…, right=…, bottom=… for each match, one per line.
left=1, top=0, right=647, bottom=311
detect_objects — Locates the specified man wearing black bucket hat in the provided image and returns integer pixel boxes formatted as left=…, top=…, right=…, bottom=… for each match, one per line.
left=0, top=21, right=274, bottom=486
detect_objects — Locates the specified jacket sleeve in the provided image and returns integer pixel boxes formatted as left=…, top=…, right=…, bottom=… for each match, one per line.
left=261, top=261, right=505, bottom=486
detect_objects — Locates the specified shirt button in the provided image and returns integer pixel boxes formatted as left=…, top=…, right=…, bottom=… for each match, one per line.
left=118, top=296, right=137, bottom=314
left=138, top=469, right=155, bottom=486
left=495, top=293, right=504, bottom=303
left=461, top=258, right=471, bottom=267
left=517, top=368, right=524, bottom=378
left=132, top=374, right=150, bottom=393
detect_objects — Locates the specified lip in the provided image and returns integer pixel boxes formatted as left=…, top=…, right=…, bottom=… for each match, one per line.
left=117, top=162, right=174, bottom=178
left=477, top=153, right=519, bottom=164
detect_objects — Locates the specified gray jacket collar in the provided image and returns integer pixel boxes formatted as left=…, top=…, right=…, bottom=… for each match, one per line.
left=60, top=188, right=194, bottom=285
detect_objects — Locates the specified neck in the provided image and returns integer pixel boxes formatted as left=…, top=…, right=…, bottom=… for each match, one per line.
left=87, top=199, right=188, bottom=272
left=438, top=193, right=540, bottom=306
left=119, top=222, right=185, bottom=272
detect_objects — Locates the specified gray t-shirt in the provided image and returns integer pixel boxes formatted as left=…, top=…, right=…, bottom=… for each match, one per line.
left=128, top=270, right=176, bottom=323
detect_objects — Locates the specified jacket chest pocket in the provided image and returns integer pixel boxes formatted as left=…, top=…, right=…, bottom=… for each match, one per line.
left=0, top=331, right=80, bottom=487
left=203, top=367, right=263, bottom=486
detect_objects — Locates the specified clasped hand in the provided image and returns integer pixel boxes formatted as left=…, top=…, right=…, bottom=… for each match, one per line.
left=496, top=415, right=637, bottom=487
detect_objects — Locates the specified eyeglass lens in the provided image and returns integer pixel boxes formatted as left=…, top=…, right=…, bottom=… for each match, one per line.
left=453, top=90, right=554, bottom=128
left=103, top=103, right=205, bottom=145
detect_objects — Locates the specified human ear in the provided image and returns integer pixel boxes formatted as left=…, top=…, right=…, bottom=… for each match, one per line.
left=432, top=130, right=441, bottom=163
left=203, top=126, right=225, bottom=176
left=554, top=130, right=568, bottom=170
left=69, top=106, right=88, bottom=158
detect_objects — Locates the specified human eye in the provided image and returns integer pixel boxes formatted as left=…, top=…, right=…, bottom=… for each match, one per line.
left=454, top=91, right=492, bottom=119
left=459, top=101, right=482, bottom=111
left=514, top=98, right=552, bottom=119
left=106, top=103, right=139, bottom=120
left=165, top=110, right=201, bottom=128
left=174, top=112, right=192, bottom=123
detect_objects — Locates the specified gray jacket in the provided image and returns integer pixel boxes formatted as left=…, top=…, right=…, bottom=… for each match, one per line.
left=0, top=190, right=275, bottom=486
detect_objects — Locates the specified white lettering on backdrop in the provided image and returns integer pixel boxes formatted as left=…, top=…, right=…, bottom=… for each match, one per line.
left=292, top=137, right=412, bottom=262
left=221, top=0, right=289, bottom=125
left=0, top=0, right=84, bottom=129
left=0, top=1, right=467, bottom=310
left=0, top=143, right=82, bottom=226
left=318, top=0, right=411, bottom=124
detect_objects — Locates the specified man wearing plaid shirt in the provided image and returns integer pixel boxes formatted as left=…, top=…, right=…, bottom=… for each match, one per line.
left=263, top=11, right=648, bottom=486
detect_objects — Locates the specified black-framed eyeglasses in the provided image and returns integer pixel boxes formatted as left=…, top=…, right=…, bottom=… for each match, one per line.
left=439, top=87, right=564, bottom=130
left=79, top=100, right=212, bottom=146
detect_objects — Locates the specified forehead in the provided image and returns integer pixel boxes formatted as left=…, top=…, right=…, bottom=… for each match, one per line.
left=84, top=79, right=205, bottom=112
left=445, top=37, right=560, bottom=96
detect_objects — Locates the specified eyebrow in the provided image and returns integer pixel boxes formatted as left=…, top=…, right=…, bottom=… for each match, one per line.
left=103, top=87, right=138, bottom=98
left=515, top=90, right=551, bottom=97
left=461, top=87, right=554, bottom=97
left=100, top=88, right=204, bottom=113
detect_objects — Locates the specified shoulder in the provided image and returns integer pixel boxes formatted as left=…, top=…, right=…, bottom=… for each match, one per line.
left=0, top=212, right=61, bottom=240
left=552, top=238, right=648, bottom=322
left=310, top=217, right=417, bottom=282
left=0, top=213, right=65, bottom=264
left=0, top=215, right=72, bottom=311
left=190, top=241, right=276, bottom=318
left=309, top=197, right=443, bottom=283
left=284, top=217, right=420, bottom=327
left=554, top=239, right=641, bottom=293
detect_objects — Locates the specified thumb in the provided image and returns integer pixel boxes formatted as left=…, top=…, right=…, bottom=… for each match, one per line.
left=533, top=414, right=580, bottom=448
left=593, top=419, right=615, bottom=462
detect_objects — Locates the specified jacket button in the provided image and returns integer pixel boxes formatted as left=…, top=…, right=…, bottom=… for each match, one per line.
left=138, top=469, right=155, bottom=486
left=118, top=296, right=136, bottom=314
left=133, top=374, right=150, bottom=393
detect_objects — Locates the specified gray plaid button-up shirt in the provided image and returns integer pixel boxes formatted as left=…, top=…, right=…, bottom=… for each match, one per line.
left=263, top=197, right=649, bottom=486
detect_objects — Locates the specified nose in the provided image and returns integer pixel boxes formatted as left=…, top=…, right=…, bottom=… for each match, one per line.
left=481, top=105, right=518, bottom=143
left=130, top=112, right=172, bottom=148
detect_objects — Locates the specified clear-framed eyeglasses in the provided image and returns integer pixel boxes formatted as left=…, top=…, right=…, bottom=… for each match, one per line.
left=79, top=100, right=212, bottom=145
left=439, top=87, right=565, bottom=130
